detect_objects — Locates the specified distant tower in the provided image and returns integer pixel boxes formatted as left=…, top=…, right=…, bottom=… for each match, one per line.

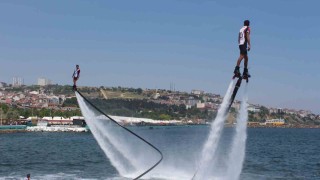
left=278, top=108, right=283, bottom=120
left=170, top=82, right=176, bottom=92
left=12, top=77, right=23, bottom=87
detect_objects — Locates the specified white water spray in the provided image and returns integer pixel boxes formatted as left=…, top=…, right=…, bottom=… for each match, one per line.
left=75, top=80, right=249, bottom=180
left=76, top=92, right=160, bottom=179
left=194, top=80, right=235, bottom=179
left=226, top=84, right=248, bottom=180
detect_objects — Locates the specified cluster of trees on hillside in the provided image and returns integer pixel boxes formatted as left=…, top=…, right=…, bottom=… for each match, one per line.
left=91, top=98, right=215, bottom=120
left=104, top=86, right=143, bottom=94
left=0, top=103, right=81, bottom=121
left=62, top=97, right=79, bottom=107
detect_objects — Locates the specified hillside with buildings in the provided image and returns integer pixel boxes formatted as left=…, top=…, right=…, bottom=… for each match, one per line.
left=0, top=83, right=319, bottom=127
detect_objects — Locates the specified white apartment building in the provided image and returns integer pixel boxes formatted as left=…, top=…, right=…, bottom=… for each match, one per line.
left=38, top=78, right=52, bottom=86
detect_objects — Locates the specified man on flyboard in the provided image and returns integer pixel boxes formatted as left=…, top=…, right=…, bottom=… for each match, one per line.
left=72, top=65, right=80, bottom=91
left=233, top=20, right=251, bottom=80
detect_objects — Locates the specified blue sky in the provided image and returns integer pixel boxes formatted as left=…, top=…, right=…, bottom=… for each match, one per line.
left=0, top=0, right=319, bottom=114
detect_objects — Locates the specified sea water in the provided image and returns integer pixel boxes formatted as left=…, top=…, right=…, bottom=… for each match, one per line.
left=0, top=127, right=320, bottom=179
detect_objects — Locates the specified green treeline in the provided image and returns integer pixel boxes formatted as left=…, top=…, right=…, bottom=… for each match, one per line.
left=62, top=97, right=79, bottom=107
left=0, top=103, right=81, bottom=120
left=91, top=98, right=214, bottom=120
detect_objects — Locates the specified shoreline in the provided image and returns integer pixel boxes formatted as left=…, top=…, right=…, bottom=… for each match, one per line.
left=1, top=124, right=320, bottom=134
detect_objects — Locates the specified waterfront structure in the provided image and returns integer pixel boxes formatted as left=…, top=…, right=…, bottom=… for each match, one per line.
left=37, top=119, right=48, bottom=127
left=265, top=119, right=285, bottom=125
left=41, top=116, right=73, bottom=125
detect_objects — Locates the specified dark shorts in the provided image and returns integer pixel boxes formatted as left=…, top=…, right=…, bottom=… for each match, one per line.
left=239, top=44, right=247, bottom=55
left=73, top=77, right=78, bottom=81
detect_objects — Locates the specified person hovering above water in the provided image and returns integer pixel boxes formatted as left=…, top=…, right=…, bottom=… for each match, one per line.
left=234, top=20, right=251, bottom=79
left=72, top=64, right=80, bottom=91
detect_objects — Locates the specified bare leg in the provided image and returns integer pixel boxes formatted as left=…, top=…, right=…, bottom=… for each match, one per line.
left=243, top=55, right=251, bottom=79
left=236, top=54, right=244, bottom=66
left=73, top=79, right=78, bottom=90
left=244, top=55, right=248, bottom=68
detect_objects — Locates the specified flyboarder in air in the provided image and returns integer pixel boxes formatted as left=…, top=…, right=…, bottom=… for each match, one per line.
left=234, top=20, right=251, bottom=80
left=226, top=20, right=252, bottom=112
left=72, top=65, right=80, bottom=91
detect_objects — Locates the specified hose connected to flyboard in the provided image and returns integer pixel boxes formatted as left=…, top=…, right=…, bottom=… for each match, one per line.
left=76, top=90, right=163, bottom=180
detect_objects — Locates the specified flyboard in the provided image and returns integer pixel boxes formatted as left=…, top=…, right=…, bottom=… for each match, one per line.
left=76, top=90, right=163, bottom=180
left=227, top=73, right=249, bottom=112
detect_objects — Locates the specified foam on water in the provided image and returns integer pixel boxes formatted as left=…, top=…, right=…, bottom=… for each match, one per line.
left=0, top=173, right=105, bottom=180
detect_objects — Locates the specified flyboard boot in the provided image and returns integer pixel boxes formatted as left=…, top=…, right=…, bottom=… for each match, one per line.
left=233, top=66, right=241, bottom=79
left=73, top=85, right=77, bottom=91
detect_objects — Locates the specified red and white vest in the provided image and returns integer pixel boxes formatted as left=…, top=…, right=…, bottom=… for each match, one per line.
left=238, top=26, right=250, bottom=45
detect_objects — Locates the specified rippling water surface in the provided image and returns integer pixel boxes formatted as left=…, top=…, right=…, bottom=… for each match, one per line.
left=0, top=127, right=319, bottom=179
